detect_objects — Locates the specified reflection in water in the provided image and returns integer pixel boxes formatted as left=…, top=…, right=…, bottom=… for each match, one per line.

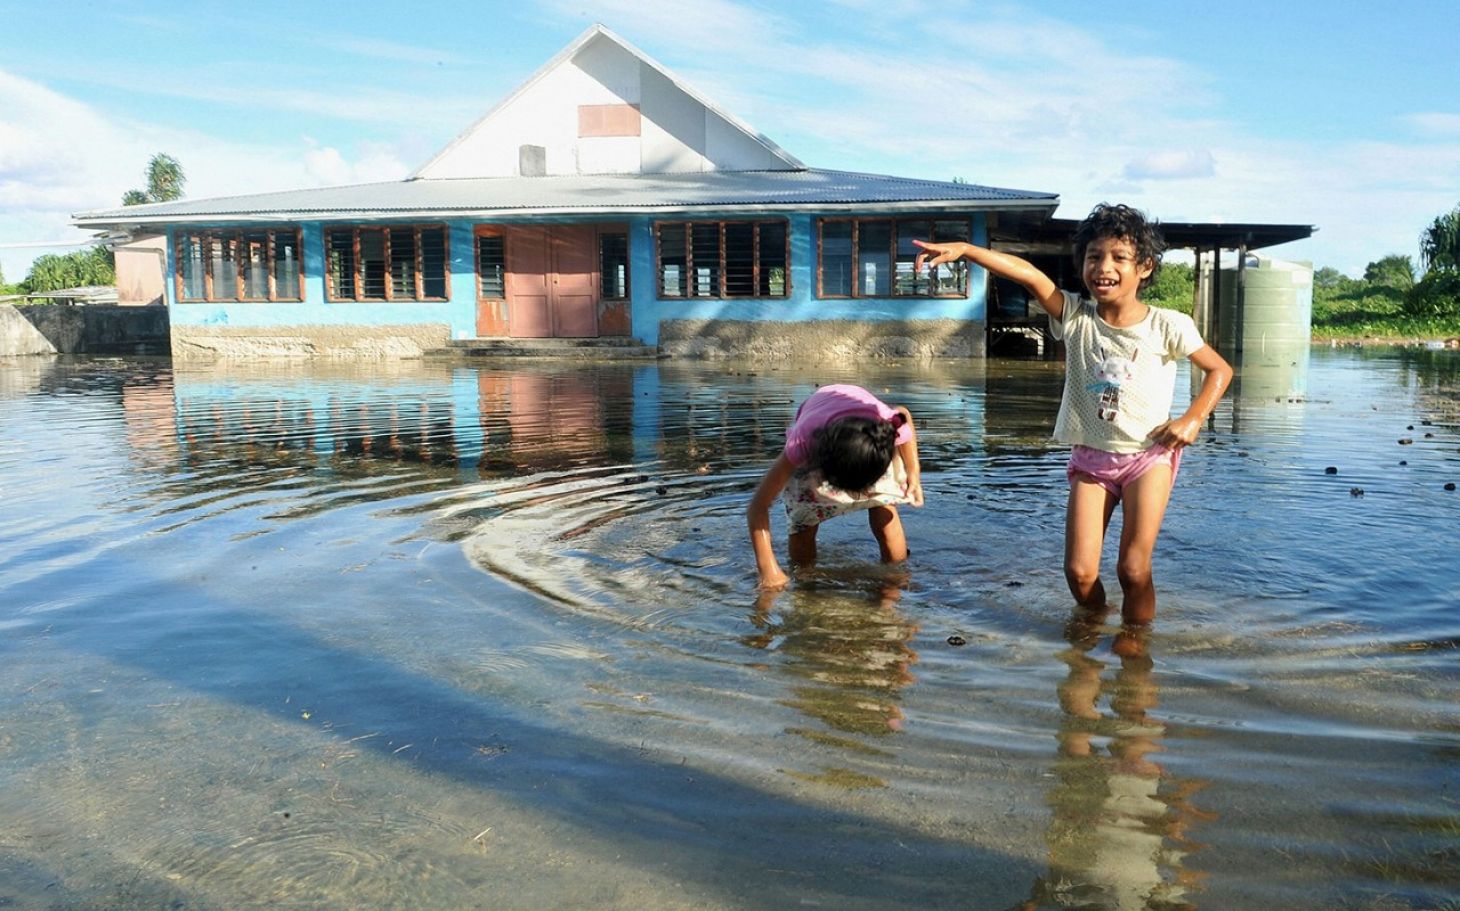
left=476, top=369, right=635, bottom=472
left=746, top=574, right=919, bottom=743
left=1225, top=343, right=1312, bottom=439
left=1017, top=617, right=1211, bottom=910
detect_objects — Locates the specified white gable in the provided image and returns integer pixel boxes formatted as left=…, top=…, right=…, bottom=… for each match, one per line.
left=413, top=25, right=802, bottom=179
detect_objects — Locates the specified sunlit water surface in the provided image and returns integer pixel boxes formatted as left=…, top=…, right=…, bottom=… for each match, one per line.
left=1, top=349, right=1456, bottom=910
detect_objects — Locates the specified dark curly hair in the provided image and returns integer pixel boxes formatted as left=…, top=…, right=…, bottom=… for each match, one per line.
left=813, top=416, right=897, bottom=493
left=1072, top=202, right=1165, bottom=292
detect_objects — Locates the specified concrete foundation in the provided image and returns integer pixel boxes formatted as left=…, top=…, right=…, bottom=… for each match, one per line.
left=657, top=318, right=986, bottom=361
left=170, top=323, right=452, bottom=361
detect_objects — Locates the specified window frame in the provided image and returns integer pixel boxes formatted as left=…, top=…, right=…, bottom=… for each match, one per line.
left=474, top=227, right=507, bottom=301
left=174, top=227, right=304, bottom=303
left=816, top=217, right=972, bottom=299
left=598, top=225, right=631, bottom=302
left=653, top=219, right=790, bottom=301
left=324, top=224, right=451, bottom=303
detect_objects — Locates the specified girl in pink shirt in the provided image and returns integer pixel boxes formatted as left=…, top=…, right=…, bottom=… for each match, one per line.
left=747, top=384, right=923, bottom=590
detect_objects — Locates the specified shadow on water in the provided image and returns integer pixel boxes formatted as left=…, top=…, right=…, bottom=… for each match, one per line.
left=12, top=596, right=1034, bottom=908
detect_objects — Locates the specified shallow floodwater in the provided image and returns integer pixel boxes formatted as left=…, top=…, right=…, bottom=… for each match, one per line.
left=1, top=348, right=1456, bottom=910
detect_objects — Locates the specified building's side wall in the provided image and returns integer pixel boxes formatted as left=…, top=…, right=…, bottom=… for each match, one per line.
left=162, top=212, right=991, bottom=360
left=114, top=235, right=167, bottom=306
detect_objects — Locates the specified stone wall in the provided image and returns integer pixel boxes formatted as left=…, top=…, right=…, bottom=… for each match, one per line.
left=1, top=304, right=170, bottom=356
left=170, top=323, right=452, bottom=360
left=657, top=318, right=986, bottom=361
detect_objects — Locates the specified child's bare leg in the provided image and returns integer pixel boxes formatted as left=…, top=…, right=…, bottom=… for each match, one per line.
left=1115, top=464, right=1174, bottom=625
left=788, top=526, right=819, bottom=567
left=867, top=505, right=908, bottom=563
left=1065, top=479, right=1118, bottom=607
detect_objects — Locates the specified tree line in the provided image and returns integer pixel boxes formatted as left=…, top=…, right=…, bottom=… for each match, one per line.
left=2, top=154, right=184, bottom=297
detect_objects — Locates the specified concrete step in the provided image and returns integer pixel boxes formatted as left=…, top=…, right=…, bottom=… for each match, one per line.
left=424, top=337, right=660, bottom=360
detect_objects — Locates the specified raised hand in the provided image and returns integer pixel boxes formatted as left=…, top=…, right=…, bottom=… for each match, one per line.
left=912, top=239, right=968, bottom=274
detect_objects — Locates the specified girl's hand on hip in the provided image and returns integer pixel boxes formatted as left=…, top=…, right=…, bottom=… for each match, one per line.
left=1148, top=416, right=1201, bottom=449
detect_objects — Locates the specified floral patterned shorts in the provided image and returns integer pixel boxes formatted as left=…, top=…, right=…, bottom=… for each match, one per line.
left=783, top=455, right=915, bottom=535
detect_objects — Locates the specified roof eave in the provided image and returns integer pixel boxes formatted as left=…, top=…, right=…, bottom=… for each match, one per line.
left=73, top=198, right=1057, bottom=229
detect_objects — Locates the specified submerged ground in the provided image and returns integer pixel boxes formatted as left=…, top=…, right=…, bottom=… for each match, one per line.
left=1, top=348, right=1456, bottom=910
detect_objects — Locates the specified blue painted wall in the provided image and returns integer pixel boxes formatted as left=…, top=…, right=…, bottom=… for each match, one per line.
left=626, top=213, right=989, bottom=344
left=167, top=212, right=990, bottom=345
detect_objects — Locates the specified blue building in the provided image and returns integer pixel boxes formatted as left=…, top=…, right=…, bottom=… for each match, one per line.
left=74, top=25, right=1060, bottom=361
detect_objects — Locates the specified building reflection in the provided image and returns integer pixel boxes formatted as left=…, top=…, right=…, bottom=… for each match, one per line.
left=1014, top=618, right=1212, bottom=910
left=474, top=368, right=634, bottom=473
left=151, top=364, right=649, bottom=488
left=745, top=576, right=919, bottom=739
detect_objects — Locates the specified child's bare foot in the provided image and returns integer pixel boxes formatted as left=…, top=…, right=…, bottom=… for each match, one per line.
left=1112, top=627, right=1150, bottom=660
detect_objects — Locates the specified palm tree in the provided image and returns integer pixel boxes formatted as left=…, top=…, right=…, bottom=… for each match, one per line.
left=145, top=154, right=185, bottom=202
left=1419, top=204, right=1460, bottom=274
left=122, top=153, right=185, bottom=205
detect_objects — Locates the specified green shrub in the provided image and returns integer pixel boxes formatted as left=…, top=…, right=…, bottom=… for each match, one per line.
left=1145, top=262, right=1194, bottom=314
left=1405, top=269, right=1460, bottom=318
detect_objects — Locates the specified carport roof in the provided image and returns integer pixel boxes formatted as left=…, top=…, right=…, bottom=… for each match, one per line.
left=998, top=217, right=1315, bottom=252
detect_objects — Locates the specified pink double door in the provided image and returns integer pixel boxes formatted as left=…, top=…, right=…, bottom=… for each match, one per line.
left=503, top=225, right=598, bottom=338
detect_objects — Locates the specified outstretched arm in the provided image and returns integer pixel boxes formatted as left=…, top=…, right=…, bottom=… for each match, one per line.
left=913, top=240, right=1065, bottom=320
left=1148, top=345, right=1233, bottom=449
left=747, top=452, right=796, bottom=589
left=894, top=407, right=923, bottom=507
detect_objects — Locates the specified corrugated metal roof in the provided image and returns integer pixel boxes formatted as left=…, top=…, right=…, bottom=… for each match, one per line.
left=73, top=169, right=1058, bottom=228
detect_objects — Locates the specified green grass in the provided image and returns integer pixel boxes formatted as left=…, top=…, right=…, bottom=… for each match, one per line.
left=1312, top=284, right=1460, bottom=339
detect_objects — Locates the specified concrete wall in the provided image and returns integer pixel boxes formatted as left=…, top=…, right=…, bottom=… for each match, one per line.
left=170, top=322, right=451, bottom=361
left=659, top=318, right=986, bottom=360
left=1, top=305, right=57, bottom=355
left=0, top=304, right=169, bottom=356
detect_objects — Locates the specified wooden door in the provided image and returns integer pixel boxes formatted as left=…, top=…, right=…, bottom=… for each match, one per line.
left=505, top=226, right=552, bottom=338
left=499, top=225, right=600, bottom=338
left=550, top=225, right=599, bottom=338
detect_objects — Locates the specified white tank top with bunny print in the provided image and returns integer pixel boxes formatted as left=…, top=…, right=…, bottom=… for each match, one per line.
left=1049, top=291, right=1207, bottom=453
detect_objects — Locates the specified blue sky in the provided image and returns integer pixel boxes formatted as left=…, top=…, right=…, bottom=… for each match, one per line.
left=2, top=0, right=1457, bottom=281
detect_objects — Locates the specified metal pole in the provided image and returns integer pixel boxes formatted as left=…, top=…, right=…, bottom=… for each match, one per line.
left=1211, top=246, right=1223, bottom=355
left=1235, top=239, right=1249, bottom=359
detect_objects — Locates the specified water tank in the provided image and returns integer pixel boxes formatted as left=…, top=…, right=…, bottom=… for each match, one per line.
left=1214, top=255, right=1313, bottom=358
left=1209, top=255, right=1313, bottom=398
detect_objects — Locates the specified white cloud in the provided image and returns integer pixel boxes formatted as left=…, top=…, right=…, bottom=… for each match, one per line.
left=1123, top=150, right=1217, bottom=181
left=529, top=0, right=1450, bottom=273
left=302, top=140, right=411, bottom=186
left=5, top=1, right=1457, bottom=280
left=1402, top=112, right=1460, bottom=137
left=0, top=66, right=415, bottom=279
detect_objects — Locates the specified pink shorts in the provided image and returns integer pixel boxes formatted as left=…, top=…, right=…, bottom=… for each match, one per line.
left=1067, top=444, right=1181, bottom=498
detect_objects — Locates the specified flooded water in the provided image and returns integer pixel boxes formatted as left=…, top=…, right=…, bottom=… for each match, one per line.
left=1, top=348, right=1456, bottom=910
